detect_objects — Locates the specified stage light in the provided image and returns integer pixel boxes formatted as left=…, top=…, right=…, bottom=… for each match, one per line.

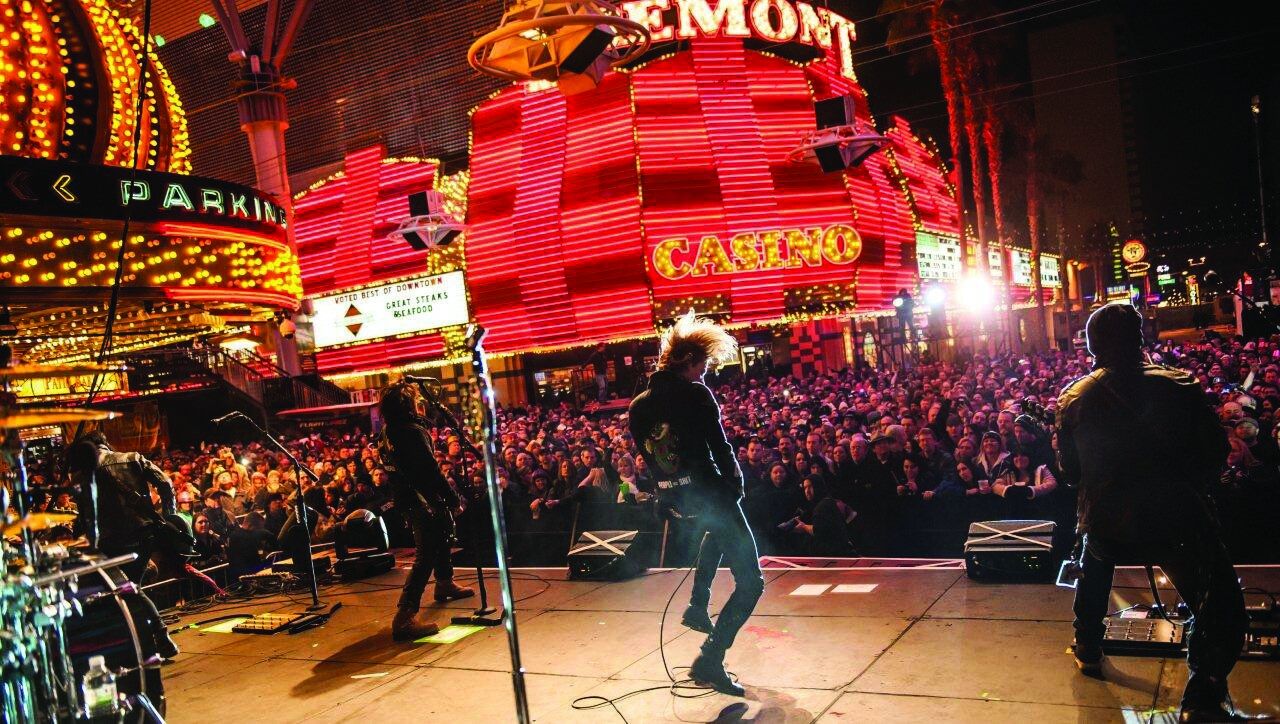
left=957, top=276, right=996, bottom=314
left=892, top=295, right=904, bottom=308
left=924, top=286, right=946, bottom=307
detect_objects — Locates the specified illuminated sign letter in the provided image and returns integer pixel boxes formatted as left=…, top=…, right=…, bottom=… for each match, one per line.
left=200, top=188, right=224, bottom=214
left=827, top=13, right=857, bottom=79
left=229, top=193, right=250, bottom=218
left=676, top=0, right=749, bottom=38
left=692, top=235, right=734, bottom=276
left=822, top=224, right=862, bottom=264
left=750, top=0, right=799, bottom=42
left=621, top=0, right=674, bottom=42
left=795, top=2, right=832, bottom=47
left=161, top=183, right=194, bottom=211
left=120, top=180, right=149, bottom=205
left=758, top=230, right=786, bottom=269
left=785, top=228, right=823, bottom=267
left=654, top=237, right=693, bottom=279
left=730, top=232, right=760, bottom=271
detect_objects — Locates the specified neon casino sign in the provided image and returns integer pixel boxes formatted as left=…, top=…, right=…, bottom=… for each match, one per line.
left=619, top=0, right=858, bottom=78
left=652, top=224, right=862, bottom=280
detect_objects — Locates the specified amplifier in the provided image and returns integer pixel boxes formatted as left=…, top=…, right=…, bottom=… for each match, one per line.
left=963, top=520, right=1056, bottom=580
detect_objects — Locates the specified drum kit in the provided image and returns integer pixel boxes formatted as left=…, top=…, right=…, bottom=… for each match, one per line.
left=2, top=361, right=170, bottom=723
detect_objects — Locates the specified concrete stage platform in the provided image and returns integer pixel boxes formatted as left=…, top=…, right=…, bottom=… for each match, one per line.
left=162, top=557, right=1280, bottom=723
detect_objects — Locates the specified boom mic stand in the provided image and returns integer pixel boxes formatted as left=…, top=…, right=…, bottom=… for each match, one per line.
left=216, top=411, right=325, bottom=611
left=409, top=379, right=502, bottom=627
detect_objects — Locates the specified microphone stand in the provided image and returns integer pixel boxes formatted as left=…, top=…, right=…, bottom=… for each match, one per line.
left=412, top=381, right=502, bottom=627
left=467, top=325, right=530, bottom=723
left=225, top=413, right=326, bottom=611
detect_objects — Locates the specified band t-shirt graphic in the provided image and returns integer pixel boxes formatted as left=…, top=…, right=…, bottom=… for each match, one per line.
left=645, top=422, right=682, bottom=477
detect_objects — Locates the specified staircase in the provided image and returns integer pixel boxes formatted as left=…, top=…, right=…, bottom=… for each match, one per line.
left=124, top=347, right=350, bottom=415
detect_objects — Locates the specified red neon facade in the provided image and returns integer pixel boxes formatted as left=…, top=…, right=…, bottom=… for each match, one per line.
left=465, top=38, right=942, bottom=354
left=292, top=147, right=457, bottom=373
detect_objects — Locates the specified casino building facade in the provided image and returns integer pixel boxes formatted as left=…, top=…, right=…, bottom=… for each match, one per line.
left=291, top=1, right=1059, bottom=405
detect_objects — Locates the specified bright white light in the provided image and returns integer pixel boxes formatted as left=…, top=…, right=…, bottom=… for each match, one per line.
left=219, top=336, right=259, bottom=352
left=892, top=296, right=904, bottom=308
left=957, top=275, right=996, bottom=314
left=924, top=286, right=946, bottom=307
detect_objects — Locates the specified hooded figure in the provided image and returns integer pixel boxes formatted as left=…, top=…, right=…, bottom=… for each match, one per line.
left=1056, top=302, right=1250, bottom=722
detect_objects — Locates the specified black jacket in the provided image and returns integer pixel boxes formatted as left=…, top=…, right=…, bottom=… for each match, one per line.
left=628, top=370, right=743, bottom=498
left=1056, top=363, right=1227, bottom=545
left=72, top=448, right=175, bottom=548
left=378, top=423, right=459, bottom=513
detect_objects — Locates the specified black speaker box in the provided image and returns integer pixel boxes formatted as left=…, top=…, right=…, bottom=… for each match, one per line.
left=567, top=529, right=654, bottom=581
left=560, top=25, right=616, bottom=74
left=335, top=551, right=395, bottom=581
left=963, top=519, right=1056, bottom=580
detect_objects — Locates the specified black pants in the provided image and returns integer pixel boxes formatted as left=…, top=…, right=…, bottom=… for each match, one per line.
left=398, top=505, right=454, bottom=612
left=1073, top=532, right=1248, bottom=709
left=101, top=532, right=154, bottom=584
left=686, top=492, right=764, bottom=651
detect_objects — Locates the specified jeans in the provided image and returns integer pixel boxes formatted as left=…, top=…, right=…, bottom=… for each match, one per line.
left=398, top=505, right=454, bottom=612
left=595, top=373, right=608, bottom=403
left=685, top=491, right=764, bottom=651
left=1073, top=532, right=1248, bottom=709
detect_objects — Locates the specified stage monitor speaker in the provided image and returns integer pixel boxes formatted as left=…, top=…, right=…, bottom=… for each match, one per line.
left=963, top=519, right=1056, bottom=580
left=814, top=94, right=857, bottom=130
left=567, top=529, right=653, bottom=581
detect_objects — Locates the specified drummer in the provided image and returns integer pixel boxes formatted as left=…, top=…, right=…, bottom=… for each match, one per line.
left=65, top=432, right=179, bottom=584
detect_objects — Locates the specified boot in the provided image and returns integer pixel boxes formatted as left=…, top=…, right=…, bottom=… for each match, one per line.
left=689, top=641, right=744, bottom=697
left=434, top=581, right=476, bottom=603
left=1072, top=638, right=1103, bottom=677
left=1179, top=701, right=1276, bottom=722
left=681, top=605, right=714, bottom=634
left=391, top=608, right=439, bottom=642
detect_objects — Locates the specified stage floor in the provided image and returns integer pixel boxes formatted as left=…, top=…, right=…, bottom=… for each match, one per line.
left=162, top=556, right=1280, bottom=723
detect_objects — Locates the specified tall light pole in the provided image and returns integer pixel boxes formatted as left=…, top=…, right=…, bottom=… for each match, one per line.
left=1251, top=94, right=1270, bottom=264
left=209, top=0, right=315, bottom=375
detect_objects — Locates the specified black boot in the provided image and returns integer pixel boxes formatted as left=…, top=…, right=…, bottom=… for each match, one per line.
left=1072, top=638, right=1103, bottom=677
left=1179, top=701, right=1276, bottom=723
left=689, top=641, right=744, bottom=697
left=681, top=605, right=714, bottom=634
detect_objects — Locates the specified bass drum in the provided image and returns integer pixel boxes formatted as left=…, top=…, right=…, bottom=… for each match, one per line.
left=63, top=554, right=177, bottom=719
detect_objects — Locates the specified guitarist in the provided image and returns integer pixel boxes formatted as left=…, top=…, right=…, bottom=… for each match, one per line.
left=66, top=432, right=185, bottom=584
left=378, top=381, right=474, bottom=641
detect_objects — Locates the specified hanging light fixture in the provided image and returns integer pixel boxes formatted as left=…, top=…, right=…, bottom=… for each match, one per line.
left=468, top=0, right=651, bottom=95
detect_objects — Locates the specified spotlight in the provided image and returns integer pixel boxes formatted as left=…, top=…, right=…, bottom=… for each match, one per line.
left=957, top=276, right=995, bottom=313
left=924, top=286, right=946, bottom=308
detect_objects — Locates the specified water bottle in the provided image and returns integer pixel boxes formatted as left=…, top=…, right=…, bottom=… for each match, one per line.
left=81, top=655, right=119, bottom=719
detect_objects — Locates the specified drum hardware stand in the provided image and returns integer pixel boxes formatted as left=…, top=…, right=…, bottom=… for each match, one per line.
left=216, top=412, right=326, bottom=611
left=407, top=378, right=503, bottom=627
left=465, top=325, right=530, bottom=723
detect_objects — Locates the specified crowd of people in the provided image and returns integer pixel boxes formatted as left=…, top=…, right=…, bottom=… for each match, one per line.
left=22, top=331, right=1280, bottom=588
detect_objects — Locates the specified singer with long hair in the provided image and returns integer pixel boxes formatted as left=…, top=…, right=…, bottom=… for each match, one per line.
left=629, top=312, right=762, bottom=696
left=378, top=381, right=474, bottom=641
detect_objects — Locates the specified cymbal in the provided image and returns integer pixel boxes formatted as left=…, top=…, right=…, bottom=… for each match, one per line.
left=0, top=363, right=128, bottom=381
left=0, top=407, right=118, bottom=428
left=3, top=512, right=76, bottom=536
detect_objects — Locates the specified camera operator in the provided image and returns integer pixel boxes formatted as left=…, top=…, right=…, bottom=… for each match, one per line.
left=378, top=381, right=474, bottom=641
left=1056, top=303, right=1253, bottom=723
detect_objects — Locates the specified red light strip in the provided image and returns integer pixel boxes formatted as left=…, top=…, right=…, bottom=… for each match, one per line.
left=157, top=223, right=290, bottom=252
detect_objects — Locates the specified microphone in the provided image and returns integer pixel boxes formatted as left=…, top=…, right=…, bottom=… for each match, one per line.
left=211, top=412, right=244, bottom=426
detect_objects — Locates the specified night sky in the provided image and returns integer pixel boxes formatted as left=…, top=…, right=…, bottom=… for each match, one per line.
left=838, top=0, right=1279, bottom=274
